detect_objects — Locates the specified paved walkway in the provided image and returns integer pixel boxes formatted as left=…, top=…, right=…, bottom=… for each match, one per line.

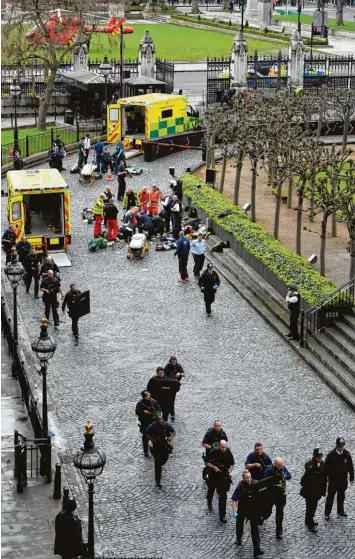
left=1, top=340, right=62, bottom=559
left=1, top=151, right=355, bottom=558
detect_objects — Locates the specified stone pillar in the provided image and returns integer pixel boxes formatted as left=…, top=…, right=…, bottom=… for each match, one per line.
left=232, top=32, right=248, bottom=88
left=245, top=0, right=259, bottom=23
left=257, top=1, right=273, bottom=26
left=72, top=41, right=88, bottom=72
left=289, top=30, right=304, bottom=90
left=139, top=30, right=156, bottom=79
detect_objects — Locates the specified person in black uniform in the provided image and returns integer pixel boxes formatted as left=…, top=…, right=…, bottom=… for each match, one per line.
left=40, top=269, right=62, bottom=326
left=13, top=150, right=24, bottom=170
left=324, top=437, right=354, bottom=520
left=147, top=367, right=181, bottom=421
left=135, top=390, right=161, bottom=457
left=198, top=263, right=221, bottom=316
left=245, top=443, right=272, bottom=481
left=164, top=356, right=185, bottom=381
left=54, top=498, right=84, bottom=559
left=145, top=413, right=176, bottom=488
left=285, top=285, right=300, bottom=340
left=232, top=470, right=264, bottom=557
left=40, top=256, right=60, bottom=279
left=2, top=225, right=17, bottom=264
left=202, top=420, right=228, bottom=481
left=264, top=457, right=291, bottom=539
left=62, top=284, right=81, bottom=341
left=300, top=447, right=326, bottom=532
left=15, top=237, right=32, bottom=266
left=25, top=246, right=40, bottom=298
left=206, top=440, right=235, bottom=523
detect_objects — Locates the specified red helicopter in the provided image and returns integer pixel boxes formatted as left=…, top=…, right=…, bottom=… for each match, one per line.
left=25, top=9, right=133, bottom=46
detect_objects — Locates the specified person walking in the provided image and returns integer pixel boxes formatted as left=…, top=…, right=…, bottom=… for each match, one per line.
left=300, top=447, right=326, bottom=532
left=13, top=150, right=24, bottom=170
left=83, top=134, right=90, bottom=164
left=146, top=413, right=176, bottom=488
left=94, top=137, right=105, bottom=173
left=104, top=197, right=119, bottom=245
left=198, top=263, right=221, bottom=316
left=40, top=256, right=60, bottom=279
left=206, top=440, right=235, bottom=523
left=15, top=236, right=31, bottom=266
left=62, top=283, right=82, bottom=341
left=135, top=390, right=162, bottom=457
left=245, top=443, right=272, bottom=482
left=25, top=246, right=40, bottom=298
left=232, top=470, right=264, bottom=557
left=324, top=437, right=354, bottom=521
left=54, top=498, right=84, bottom=559
left=147, top=368, right=180, bottom=422
left=2, top=225, right=17, bottom=264
left=264, top=457, right=292, bottom=539
left=190, top=233, right=206, bottom=278
left=285, top=285, right=300, bottom=340
left=77, top=136, right=85, bottom=170
left=164, top=356, right=185, bottom=381
left=40, top=269, right=62, bottom=326
left=174, top=231, right=190, bottom=283
left=171, top=195, right=182, bottom=238
left=91, top=193, right=106, bottom=238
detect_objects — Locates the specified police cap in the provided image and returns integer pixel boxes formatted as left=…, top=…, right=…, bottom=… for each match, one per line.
left=313, top=448, right=323, bottom=457
left=336, top=437, right=345, bottom=446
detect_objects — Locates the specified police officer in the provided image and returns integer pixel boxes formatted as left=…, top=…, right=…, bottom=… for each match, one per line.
left=2, top=225, right=17, bottom=264
left=54, top=498, right=84, bottom=559
left=62, top=284, right=81, bottom=341
left=300, top=448, right=326, bottom=532
left=147, top=367, right=180, bottom=421
left=206, top=440, right=235, bottom=523
left=15, top=236, right=31, bottom=266
left=145, top=413, right=176, bottom=488
left=231, top=470, right=264, bottom=557
left=324, top=437, right=354, bottom=520
left=245, top=442, right=272, bottom=481
left=135, top=391, right=161, bottom=457
left=40, top=269, right=62, bottom=326
left=25, top=246, right=40, bottom=298
left=198, top=263, right=221, bottom=316
left=40, top=256, right=60, bottom=278
left=202, top=420, right=228, bottom=481
left=285, top=285, right=300, bottom=340
left=164, top=356, right=185, bottom=380
left=264, top=457, right=291, bottom=539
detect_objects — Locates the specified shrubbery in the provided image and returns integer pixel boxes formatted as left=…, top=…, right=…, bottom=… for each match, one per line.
left=181, top=174, right=338, bottom=306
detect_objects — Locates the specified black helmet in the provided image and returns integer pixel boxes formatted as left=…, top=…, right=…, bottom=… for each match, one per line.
left=313, top=448, right=323, bottom=457
left=207, top=263, right=213, bottom=269
left=65, top=498, right=77, bottom=513
left=336, top=437, right=345, bottom=446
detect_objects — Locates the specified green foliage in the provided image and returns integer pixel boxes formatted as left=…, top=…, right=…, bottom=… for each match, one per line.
left=181, top=174, right=338, bottom=306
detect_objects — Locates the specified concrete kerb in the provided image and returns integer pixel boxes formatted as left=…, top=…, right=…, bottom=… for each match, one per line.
left=1, top=274, right=92, bottom=547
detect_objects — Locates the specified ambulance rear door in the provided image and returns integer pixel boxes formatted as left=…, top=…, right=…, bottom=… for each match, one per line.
left=9, top=195, right=24, bottom=239
left=107, top=105, right=122, bottom=144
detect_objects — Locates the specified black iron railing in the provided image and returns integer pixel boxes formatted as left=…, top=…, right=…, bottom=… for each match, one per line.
left=300, top=277, right=355, bottom=346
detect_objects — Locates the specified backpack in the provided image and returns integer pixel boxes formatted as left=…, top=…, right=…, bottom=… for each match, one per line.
left=88, top=238, right=107, bottom=252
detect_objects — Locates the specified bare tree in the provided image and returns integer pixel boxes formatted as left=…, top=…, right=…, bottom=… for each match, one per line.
left=336, top=0, right=344, bottom=26
left=337, top=160, right=355, bottom=279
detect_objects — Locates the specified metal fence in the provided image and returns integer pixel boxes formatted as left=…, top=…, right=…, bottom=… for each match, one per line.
left=156, top=58, right=175, bottom=94
left=303, top=55, right=354, bottom=90
left=206, top=57, right=232, bottom=106
left=247, top=50, right=289, bottom=90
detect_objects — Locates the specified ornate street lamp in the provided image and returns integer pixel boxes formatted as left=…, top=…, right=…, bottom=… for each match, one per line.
left=74, top=422, right=106, bottom=559
left=10, top=78, right=21, bottom=153
left=99, top=53, right=112, bottom=108
left=5, top=253, right=24, bottom=377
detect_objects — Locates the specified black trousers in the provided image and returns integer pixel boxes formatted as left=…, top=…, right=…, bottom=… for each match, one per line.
left=305, top=497, right=319, bottom=527
left=84, top=148, right=90, bottom=164
left=192, top=254, right=205, bottom=277
left=273, top=492, right=286, bottom=534
left=71, top=315, right=79, bottom=337
left=289, top=310, right=300, bottom=339
left=26, top=272, right=39, bottom=295
left=164, top=211, right=171, bottom=232
left=153, top=448, right=170, bottom=484
left=325, top=487, right=346, bottom=516
left=117, top=179, right=126, bottom=200
left=236, top=513, right=261, bottom=552
left=207, top=474, right=229, bottom=519
left=204, top=291, right=216, bottom=314
left=178, top=256, right=189, bottom=280
left=44, top=299, right=59, bottom=325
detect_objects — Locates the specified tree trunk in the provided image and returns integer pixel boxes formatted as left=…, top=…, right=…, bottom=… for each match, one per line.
left=191, top=0, right=201, bottom=14
left=38, top=69, right=57, bottom=130
left=331, top=172, right=337, bottom=237
left=220, top=155, right=227, bottom=193
left=308, top=177, right=315, bottom=223
left=296, top=187, right=304, bottom=256
left=209, top=134, right=215, bottom=169
left=233, top=150, right=244, bottom=206
left=342, top=105, right=350, bottom=154
left=316, top=115, right=322, bottom=140
left=320, top=212, right=328, bottom=276
left=251, top=160, right=257, bottom=222
left=336, top=0, right=344, bottom=25
left=287, top=177, right=293, bottom=209
left=348, top=228, right=355, bottom=280
left=273, top=172, right=282, bottom=239
left=267, top=164, right=272, bottom=186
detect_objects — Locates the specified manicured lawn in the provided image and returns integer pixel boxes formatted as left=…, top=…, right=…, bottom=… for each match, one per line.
left=273, top=14, right=355, bottom=32
left=86, top=23, right=285, bottom=62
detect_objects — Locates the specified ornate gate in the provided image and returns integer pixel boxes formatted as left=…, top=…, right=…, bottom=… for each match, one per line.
left=156, top=58, right=175, bottom=93
left=207, top=57, right=232, bottom=106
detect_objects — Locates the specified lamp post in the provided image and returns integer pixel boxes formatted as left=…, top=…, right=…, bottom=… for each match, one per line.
left=10, top=78, right=21, bottom=153
left=297, top=0, right=302, bottom=34
left=5, top=254, right=24, bottom=378
left=31, top=318, right=56, bottom=439
left=74, top=422, right=106, bottom=559
left=240, top=0, right=245, bottom=34
left=99, top=53, right=112, bottom=108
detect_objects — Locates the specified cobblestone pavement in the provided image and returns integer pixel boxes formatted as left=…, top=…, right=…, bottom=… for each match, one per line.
left=2, top=152, right=355, bottom=559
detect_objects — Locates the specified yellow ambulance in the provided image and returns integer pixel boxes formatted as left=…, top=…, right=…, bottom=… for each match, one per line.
left=7, top=169, right=71, bottom=261
left=107, top=92, right=202, bottom=150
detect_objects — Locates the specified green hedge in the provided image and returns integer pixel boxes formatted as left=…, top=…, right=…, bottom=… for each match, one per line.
left=171, top=14, right=328, bottom=46
left=181, top=174, right=337, bottom=307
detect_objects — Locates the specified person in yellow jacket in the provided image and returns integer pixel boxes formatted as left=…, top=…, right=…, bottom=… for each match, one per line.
left=91, top=193, right=106, bottom=238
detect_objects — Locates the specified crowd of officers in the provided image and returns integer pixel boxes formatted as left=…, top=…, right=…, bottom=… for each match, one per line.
left=135, top=375, right=354, bottom=559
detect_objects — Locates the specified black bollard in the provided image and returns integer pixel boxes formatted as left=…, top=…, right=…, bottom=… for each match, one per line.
left=62, top=487, right=69, bottom=510
left=53, top=463, right=61, bottom=499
